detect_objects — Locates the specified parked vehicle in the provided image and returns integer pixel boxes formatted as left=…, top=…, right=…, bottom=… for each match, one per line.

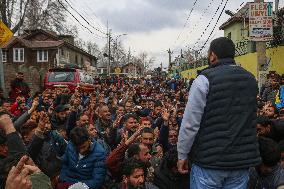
left=44, top=67, right=95, bottom=93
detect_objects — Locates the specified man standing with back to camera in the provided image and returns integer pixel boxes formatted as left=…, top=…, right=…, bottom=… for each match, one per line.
left=177, top=37, right=261, bottom=189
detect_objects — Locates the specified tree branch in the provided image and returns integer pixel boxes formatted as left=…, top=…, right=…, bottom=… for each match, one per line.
left=12, top=0, right=30, bottom=33
left=1, top=0, right=8, bottom=26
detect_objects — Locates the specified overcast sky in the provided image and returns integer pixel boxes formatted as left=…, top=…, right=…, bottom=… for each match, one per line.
left=67, top=0, right=283, bottom=68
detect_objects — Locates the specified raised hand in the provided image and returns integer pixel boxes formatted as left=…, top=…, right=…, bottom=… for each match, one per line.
left=28, top=98, right=39, bottom=114
left=113, top=114, right=123, bottom=128
left=5, top=156, right=32, bottom=189
left=162, top=109, right=170, bottom=122
left=125, top=126, right=143, bottom=145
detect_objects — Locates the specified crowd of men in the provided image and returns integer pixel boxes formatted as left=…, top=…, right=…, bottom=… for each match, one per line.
left=2, top=37, right=284, bottom=189
left=0, top=73, right=191, bottom=189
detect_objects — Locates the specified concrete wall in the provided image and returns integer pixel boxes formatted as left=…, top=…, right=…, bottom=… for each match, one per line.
left=235, top=46, right=284, bottom=77
left=180, top=65, right=207, bottom=79
left=3, top=63, right=45, bottom=95
left=224, top=22, right=248, bottom=44
left=180, top=46, right=284, bottom=79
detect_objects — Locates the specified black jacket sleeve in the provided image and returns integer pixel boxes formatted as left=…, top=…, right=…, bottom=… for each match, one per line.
left=13, top=111, right=30, bottom=132
left=27, top=134, right=45, bottom=161
left=66, top=111, right=77, bottom=138
left=6, top=132, right=26, bottom=156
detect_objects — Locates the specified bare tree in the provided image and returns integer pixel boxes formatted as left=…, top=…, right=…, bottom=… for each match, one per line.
left=86, top=41, right=100, bottom=57
left=0, top=0, right=30, bottom=33
left=74, top=38, right=86, bottom=50
left=23, top=0, right=75, bottom=35
left=138, top=51, right=155, bottom=71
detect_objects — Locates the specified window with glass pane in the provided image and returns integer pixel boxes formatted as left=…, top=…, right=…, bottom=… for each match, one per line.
left=13, top=48, right=24, bottom=62
left=44, top=51, right=48, bottom=60
left=37, top=50, right=48, bottom=62
left=2, top=51, right=7, bottom=62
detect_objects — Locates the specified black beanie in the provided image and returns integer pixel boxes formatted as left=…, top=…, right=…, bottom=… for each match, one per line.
left=209, top=37, right=235, bottom=59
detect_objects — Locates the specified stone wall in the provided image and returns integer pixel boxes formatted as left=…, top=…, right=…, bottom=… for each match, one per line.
left=3, top=63, right=48, bottom=96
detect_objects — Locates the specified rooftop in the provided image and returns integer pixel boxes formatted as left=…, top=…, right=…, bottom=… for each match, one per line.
left=219, top=3, right=249, bottom=30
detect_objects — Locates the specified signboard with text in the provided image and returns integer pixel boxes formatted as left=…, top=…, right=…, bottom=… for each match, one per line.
left=0, top=20, right=13, bottom=47
left=249, top=2, right=273, bottom=41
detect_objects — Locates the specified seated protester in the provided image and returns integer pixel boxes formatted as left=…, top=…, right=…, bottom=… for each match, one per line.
left=56, top=124, right=68, bottom=142
left=149, top=101, right=163, bottom=130
left=159, top=127, right=178, bottom=153
left=110, top=158, right=158, bottom=189
left=140, top=117, right=152, bottom=128
left=12, top=98, right=39, bottom=132
left=20, top=120, right=38, bottom=145
left=112, top=105, right=125, bottom=124
left=262, top=103, right=278, bottom=119
left=176, top=109, right=184, bottom=127
left=249, top=137, right=284, bottom=189
left=153, top=148, right=188, bottom=189
left=28, top=111, right=67, bottom=180
left=135, top=99, right=151, bottom=117
left=84, top=123, right=110, bottom=155
left=279, top=140, right=284, bottom=169
left=116, top=114, right=139, bottom=145
left=10, top=96, right=27, bottom=117
left=40, top=94, right=51, bottom=111
left=124, top=101, right=134, bottom=114
left=66, top=111, right=90, bottom=138
left=116, top=105, right=125, bottom=117
left=140, top=127, right=155, bottom=151
left=1, top=100, right=12, bottom=113
left=147, top=100, right=155, bottom=113
left=257, top=116, right=284, bottom=142
left=278, top=108, right=284, bottom=120
left=0, top=113, right=27, bottom=189
left=50, top=104, right=70, bottom=130
left=76, top=114, right=90, bottom=127
left=95, top=104, right=117, bottom=149
left=140, top=127, right=157, bottom=181
left=58, top=126, right=106, bottom=189
left=158, top=109, right=178, bottom=152
left=150, top=144, right=163, bottom=170
left=106, top=127, right=151, bottom=181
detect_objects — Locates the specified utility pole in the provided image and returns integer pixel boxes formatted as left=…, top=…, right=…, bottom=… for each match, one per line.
left=160, top=62, right=163, bottom=77
left=275, top=0, right=279, bottom=12
left=255, top=0, right=267, bottom=89
left=107, top=21, right=112, bottom=76
left=167, top=48, right=173, bottom=73
left=167, top=49, right=172, bottom=64
left=0, top=49, right=5, bottom=96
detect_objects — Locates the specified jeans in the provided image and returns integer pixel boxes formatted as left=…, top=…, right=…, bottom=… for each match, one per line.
left=190, top=164, right=249, bottom=189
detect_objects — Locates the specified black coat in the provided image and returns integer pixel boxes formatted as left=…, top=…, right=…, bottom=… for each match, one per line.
left=0, top=132, right=27, bottom=189
left=153, top=160, right=188, bottom=189
left=191, top=58, right=261, bottom=169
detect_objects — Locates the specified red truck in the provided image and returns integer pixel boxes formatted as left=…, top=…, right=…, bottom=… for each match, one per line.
left=44, top=68, right=95, bottom=93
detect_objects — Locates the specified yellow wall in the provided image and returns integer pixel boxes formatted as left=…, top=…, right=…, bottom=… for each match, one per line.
left=181, top=66, right=207, bottom=79
left=235, top=46, right=284, bottom=77
left=235, top=53, right=258, bottom=76
left=181, top=46, right=284, bottom=79
left=224, top=22, right=247, bottom=44
left=268, top=46, right=284, bottom=75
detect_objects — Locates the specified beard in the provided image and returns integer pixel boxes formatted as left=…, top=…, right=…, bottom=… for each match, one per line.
left=207, top=57, right=211, bottom=66
left=127, top=183, right=146, bottom=189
